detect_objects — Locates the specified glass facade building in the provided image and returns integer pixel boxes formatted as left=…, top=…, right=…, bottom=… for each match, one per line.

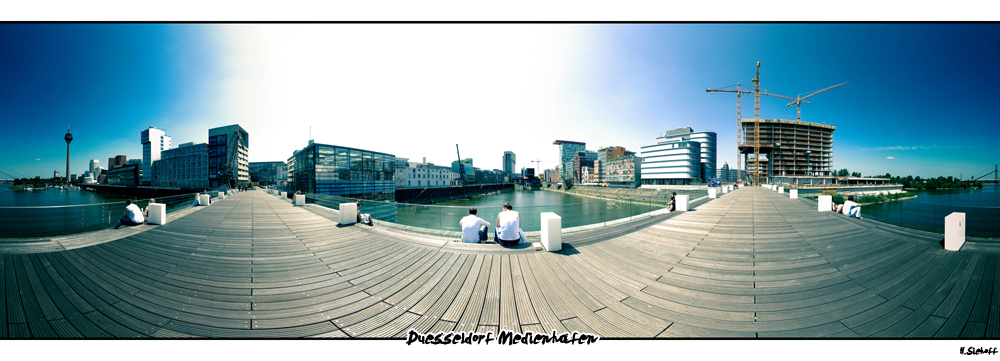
left=287, top=141, right=395, bottom=202
left=639, top=127, right=717, bottom=185
left=503, top=151, right=516, bottom=178
left=152, top=142, right=209, bottom=189
left=106, top=164, right=140, bottom=186
left=553, top=140, right=585, bottom=183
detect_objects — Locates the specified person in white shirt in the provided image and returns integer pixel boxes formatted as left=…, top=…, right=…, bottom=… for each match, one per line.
left=459, top=207, right=490, bottom=243
left=114, top=199, right=146, bottom=229
left=496, top=202, right=522, bottom=247
left=842, top=195, right=863, bottom=220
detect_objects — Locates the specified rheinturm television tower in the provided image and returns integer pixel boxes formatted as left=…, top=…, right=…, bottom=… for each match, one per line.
left=64, top=125, right=72, bottom=182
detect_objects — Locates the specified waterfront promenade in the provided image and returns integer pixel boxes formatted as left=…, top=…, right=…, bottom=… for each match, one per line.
left=1, top=187, right=998, bottom=338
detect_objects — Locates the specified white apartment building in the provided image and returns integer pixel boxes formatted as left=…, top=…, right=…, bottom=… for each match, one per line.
left=141, top=126, right=171, bottom=185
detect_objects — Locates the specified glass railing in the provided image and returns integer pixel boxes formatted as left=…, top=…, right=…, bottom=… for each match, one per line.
left=862, top=201, right=1000, bottom=239
left=303, top=192, right=691, bottom=234
left=801, top=197, right=1000, bottom=239
left=0, top=192, right=209, bottom=238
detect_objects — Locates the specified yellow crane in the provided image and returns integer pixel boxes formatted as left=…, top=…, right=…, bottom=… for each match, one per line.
left=707, top=62, right=798, bottom=185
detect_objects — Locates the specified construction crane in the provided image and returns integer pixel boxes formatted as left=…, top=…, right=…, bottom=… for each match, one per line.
left=455, top=144, right=467, bottom=186
left=530, top=159, right=555, bottom=181
left=787, top=82, right=848, bottom=121
left=707, top=64, right=798, bottom=185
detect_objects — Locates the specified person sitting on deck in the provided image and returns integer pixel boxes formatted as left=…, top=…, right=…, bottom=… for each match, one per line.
left=356, top=202, right=373, bottom=226
left=667, top=192, right=677, bottom=212
left=192, top=194, right=202, bottom=207
left=459, top=207, right=491, bottom=243
left=843, top=195, right=863, bottom=220
left=495, top=202, right=522, bottom=247
left=143, top=198, right=155, bottom=218
left=113, top=199, right=145, bottom=229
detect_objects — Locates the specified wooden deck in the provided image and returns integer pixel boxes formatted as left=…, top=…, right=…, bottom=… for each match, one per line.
left=1, top=187, right=998, bottom=338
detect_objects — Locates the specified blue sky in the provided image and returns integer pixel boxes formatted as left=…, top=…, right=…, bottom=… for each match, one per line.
left=2, top=23, right=998, bottom=181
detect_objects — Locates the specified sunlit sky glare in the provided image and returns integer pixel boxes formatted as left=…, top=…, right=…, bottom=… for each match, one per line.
left=2, top=23, right=1000, bottom=180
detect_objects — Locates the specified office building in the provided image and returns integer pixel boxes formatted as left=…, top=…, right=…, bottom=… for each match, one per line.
left=208, top=124, right=249, bottom=187
left=141, top=126, right=171, bottom=185
left=553, top=140, right=586, bottom=183
left=89, top=159, right=100, bottom=176
left=639, top=127, right=716, bottom=186
left=740, top=119, right=836, bottom=184
left=53, top=170, right=59, bottom=179
left=571, top=150, right=598, bottom=184
left=250, top=161, right=287, bottom=187
left=70, top=174, right=77, bottom=182
left=152, top=142, right=209, bottom=189
left=606, top=154, right=642, bottom=188
left=287, top=140, right=395, bottom=201
left=108, top=155, right=127, bottom=170
left=503, top=151, right=516, bottom=179
left=399, top=159, right=458, bottom=188
left=106, top=164, right=140, bottom=186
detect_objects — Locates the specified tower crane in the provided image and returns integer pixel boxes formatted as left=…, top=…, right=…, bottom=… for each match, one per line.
left=787, top=82, right=848, bottom=121
left=707, top=63, right=799, bottom=185
left=456, top=144, right=467, bottom=186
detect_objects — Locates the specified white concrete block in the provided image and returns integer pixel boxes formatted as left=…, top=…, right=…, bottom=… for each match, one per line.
left=540, top=212, right=562, bottom=252
left=945, top=212, right=966, bottom=251
left=200, top=194, right=211, bottom=206
left=147, top=203, right=167, bottom=225
left=218, top=191, right=225, bottom=199
left=709, top=188, right=717, bottom=198
left=339, top=203, right=357, bottom=225
left=676, top=195, right=689, bottom=212
left=294, top=194, right=305, bottom=206
left=778, top=186, right=784, bottom=194
left=722, top=186, right=728, bottom=194
left=280, top=192, right=287, bottom=198
left=790, top=189, right=798, bottom=199
left=818, top=195, right=831, bottom=212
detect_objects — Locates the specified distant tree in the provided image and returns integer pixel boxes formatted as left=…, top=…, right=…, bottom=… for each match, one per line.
left=837, top=169, right=849, bottom=177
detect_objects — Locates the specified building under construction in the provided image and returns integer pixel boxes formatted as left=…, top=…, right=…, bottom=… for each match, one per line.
left=740, top=118, right=836, bottom=185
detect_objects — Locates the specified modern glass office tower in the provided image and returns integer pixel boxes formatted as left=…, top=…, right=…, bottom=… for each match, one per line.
left=208, top=124, right=249, bottom=188
left=141, top=126, right=171, bottom=185
left=286, top=140, right=395, bottom=202
left=152, top=142, right=209, bottom=189
left=639, top=127, right=716, bottom=185
left=503, top=151, right=516, bottom=179
left=553, top=140, right=585, bottom=183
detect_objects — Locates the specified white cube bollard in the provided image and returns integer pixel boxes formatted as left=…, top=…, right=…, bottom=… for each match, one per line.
left=709, top=188, right=717, bottom=198
left=339, top=203, right=357, bottom=225
left=218, top=191, right=225, bottom=199
left=540, top=212, right=562, bottom=252
left=722, top=186, right=728, bottom=194
left=945, top=212, right=966, bottom=251
left=146, top=203, right=167, bottom=225
left=778, top=186, right=784, bottom=193
left=200, top=194, right=211, bottom=206
left=818, top=195, right=831, bottom=212
left=676, top=194, right=689, bottom=211
left=280, top=192, right=287, bottom=198
left=790, top=189, right=798, bottom=199
left=294, top=194, right=305, bottom=206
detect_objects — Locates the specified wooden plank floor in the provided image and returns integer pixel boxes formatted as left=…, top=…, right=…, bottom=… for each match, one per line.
left=1, top=187, right=999, bottom=338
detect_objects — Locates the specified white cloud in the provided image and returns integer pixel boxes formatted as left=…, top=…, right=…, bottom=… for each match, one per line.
left=887, top=156, right=895, bottom=159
